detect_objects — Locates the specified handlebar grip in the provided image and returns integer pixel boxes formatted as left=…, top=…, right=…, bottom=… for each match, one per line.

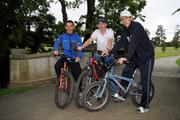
left=123, top=60, right=130, bottom=64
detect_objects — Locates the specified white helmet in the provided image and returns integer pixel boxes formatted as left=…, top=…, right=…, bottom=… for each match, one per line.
left=120, top=10, right=132, bottom=17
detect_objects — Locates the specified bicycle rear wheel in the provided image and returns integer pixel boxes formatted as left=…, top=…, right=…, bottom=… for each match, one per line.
left=131, top=82, right=155, bottom=107
left=55, top=71, right=74, bottom=109
left=82, top=81, right=110, bottom=112
left=74, top=68, right=95, bottom=108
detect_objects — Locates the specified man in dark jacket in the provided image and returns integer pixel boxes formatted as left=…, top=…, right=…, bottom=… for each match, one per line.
left=110, top=10, right=155, bottom=113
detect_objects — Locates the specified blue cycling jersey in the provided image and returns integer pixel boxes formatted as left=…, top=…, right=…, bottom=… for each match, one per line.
left=53, top=33, right=83, bottom=59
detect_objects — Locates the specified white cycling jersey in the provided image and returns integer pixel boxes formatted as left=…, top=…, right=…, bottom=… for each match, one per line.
left=91, top=28, right=114, bottom=51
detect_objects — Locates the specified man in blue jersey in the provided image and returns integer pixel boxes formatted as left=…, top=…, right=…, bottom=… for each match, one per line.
left=53, top=20, right=83, bottom=81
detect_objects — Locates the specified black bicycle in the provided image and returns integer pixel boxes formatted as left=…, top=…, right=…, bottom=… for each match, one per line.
left=54, top=54, right=75, bottom=109
left=74, top=49, right=106, bottom=108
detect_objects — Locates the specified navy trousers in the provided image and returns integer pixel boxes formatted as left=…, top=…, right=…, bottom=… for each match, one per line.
left=54, top=58, right=82, bottom=81
left=121, top=57, right=154, bottom=108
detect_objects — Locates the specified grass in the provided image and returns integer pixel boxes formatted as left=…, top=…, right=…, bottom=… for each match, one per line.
left=176, top=58, right=180, bottom=66
left=0, top=87, right=35, bottom=96
left=155, top=47, right=180, bottom=59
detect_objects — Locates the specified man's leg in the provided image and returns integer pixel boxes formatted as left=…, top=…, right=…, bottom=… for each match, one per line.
left=71, top=62, right=82, bottom=81
left=121, top=64, right=136, bottom=87
left=138, top=57, right=154, bottom=109
left=54, top=58, right=63, bottom=78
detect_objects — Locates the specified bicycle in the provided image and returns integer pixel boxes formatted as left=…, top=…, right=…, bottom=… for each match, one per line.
left=54, top=54, right=75, bottom=109
left=82, top=55, right=155, bottom=112
left=74, top=49, right=106, bottom=108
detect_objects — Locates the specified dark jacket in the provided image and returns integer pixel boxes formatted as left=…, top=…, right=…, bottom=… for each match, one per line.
left=110, top=21, right=154, bottom=63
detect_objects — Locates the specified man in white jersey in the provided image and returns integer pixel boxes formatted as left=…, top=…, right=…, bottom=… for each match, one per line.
left=77, top=17, right=125, bottom=101
left=78, top=17, right=113, bottom=52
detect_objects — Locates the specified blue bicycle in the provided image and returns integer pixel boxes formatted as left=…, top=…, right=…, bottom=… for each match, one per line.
left=82, top=55, right=155, bottom=112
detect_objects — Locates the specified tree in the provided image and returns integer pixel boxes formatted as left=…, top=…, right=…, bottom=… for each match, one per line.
left=0, top=0, right=58, bottom=53
left=56, top=0, right=147, bottom=40
left=58, top=0, right=68, bottom=23
left=172, top=8, right=180, bottom=15
left=95, top=0, right=146, bottom=38
left=154, top=25, right=167, bottom=52
left=155, top=25, right=166, bottom=46
left=0, top=0, right=21, bottom=50
left=86, top=0, right=96, bottom=30
left=172, top=25, right=180, bottom=49
left=151, top=37, right=159, bottom=47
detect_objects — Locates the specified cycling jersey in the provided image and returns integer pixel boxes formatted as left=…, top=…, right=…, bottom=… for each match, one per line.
left=53, top=33, right=83, bottom=59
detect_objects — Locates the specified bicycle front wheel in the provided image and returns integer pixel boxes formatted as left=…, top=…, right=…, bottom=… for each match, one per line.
left=74, top=68, right=95, bottom=108
left=82, top=81, right=110, bottom=112
left=55, top=71, right=74, bottom=109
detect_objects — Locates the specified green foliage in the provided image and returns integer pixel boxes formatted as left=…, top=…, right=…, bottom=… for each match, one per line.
left=155, top=47, right=180, bottom=59
left=67, top=0, right=83, bottom=9
left=161, top=43, right=166, bottom=52
left=92, top=0, right=147, bottom=39
left=0, top=0, right=21, bottom=50
left=0, top=0, right=60, bottom=54
left=176, top=58, right=180, bottom=66
left=172, top=25, right=180, bottom=50
left=0, top=0, right=148, bottom=53
left=68, top=0, right=147, bottom=40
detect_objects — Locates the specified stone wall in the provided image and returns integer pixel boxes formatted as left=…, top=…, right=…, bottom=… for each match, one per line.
left=9, top=52, right=56, bottom=87
left=9, top=51, right=89, bottom=87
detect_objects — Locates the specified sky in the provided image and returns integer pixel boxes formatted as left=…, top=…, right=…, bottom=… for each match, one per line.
left=49, top=0, right=180, bottom=41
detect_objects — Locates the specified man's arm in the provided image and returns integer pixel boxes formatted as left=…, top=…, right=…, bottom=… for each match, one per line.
left=106, top=38, right=113, bottom=51
left=53, top=35, right=62, bottom=55
left=106, top=29, right=114, bottom=51
left=77, top=37, right=94, bottom=50
left=126, top=23, right=142, bottom=61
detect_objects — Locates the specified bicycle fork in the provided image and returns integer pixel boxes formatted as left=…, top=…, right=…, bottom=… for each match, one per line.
left=94, top=75, right=108, bottom=99
left=58, top=62, right=68, bottom=90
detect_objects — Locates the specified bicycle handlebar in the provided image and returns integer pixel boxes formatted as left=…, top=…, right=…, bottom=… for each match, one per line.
left=52, top=52, right=76, bottom=62
left=59, top=54, right=75, bottom=62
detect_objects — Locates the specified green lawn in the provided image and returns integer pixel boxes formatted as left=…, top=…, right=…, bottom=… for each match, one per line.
left=176, top=58, right=180, bottom=66
left=155, top=47, right=180, bottom=59
left=0, top=87, right=35, bottom=96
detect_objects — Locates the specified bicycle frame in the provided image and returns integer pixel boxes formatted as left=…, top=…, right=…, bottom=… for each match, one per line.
left=58, top=56, right=75, bottom=90
left=86, top=52, right=105, bottom=81
left=59, top=61, right=68, bottom=90
left=97, top=67, right=140, bottom=98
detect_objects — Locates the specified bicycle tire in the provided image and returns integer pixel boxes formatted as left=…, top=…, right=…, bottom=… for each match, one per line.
left=55, top=71, right=74, bottom=109
left=82, top=81, right=110, bottom=112
left=74, top=68, right=95, bottom=108
left=131, top=82, right=155, bottom=107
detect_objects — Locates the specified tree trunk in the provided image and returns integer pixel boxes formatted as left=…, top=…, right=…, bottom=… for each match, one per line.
left=86, top=0, right=95, bottom=30
left=59, top=0, right=68, bottom=23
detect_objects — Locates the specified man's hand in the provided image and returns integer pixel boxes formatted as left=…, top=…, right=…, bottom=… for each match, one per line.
left=77, top=46, right=83, bottom=51
left=52, top=51, right=59, bottom=56
left=117, top=57, right=127, bottom=64
left=101, top=51, right=109, bottom=56
left=75, top=57, right=81, bottom=62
